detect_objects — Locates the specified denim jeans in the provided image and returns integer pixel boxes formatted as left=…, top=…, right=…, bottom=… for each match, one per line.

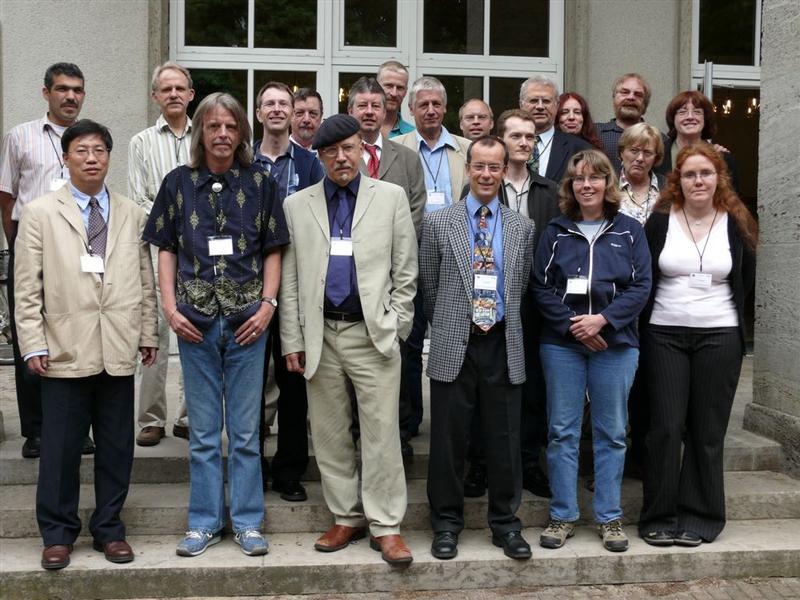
left=178, top=315, right=266, bottom=534
left=540, top=343, right=638, bottom=524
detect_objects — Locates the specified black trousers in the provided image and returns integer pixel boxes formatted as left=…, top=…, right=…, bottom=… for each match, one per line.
left=428, top=329, right=522, bottom=535
left=6, top=249, right=42, bottom=439
left=37, top=372, right=134, bottom=546
left=260, top=309, right=309, bottom=483
left=638, top=325, right=742, bottom=542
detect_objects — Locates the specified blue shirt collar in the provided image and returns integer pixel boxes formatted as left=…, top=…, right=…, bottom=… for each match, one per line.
left=416, top=126, right=456, bottom=152
left=69, top=183, right=109, bottom=211
left=466, top=192, right=500, bottom=218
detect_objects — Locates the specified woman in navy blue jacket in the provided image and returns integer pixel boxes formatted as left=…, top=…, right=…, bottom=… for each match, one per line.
left=532, top=149, right=651, bottom=553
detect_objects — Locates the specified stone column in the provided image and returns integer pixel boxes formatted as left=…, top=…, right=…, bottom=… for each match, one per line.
left=743, top=0, right=800, bottom=477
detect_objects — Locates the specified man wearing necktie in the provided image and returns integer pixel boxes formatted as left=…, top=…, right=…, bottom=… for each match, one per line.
left=420, top=136, right=536, bottom=561
left=14, top=120, right=158, bottom=570
left=279, top=114, right=418, bottom=564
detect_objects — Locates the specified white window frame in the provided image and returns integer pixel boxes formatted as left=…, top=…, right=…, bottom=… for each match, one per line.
left=691, top=0, right=761, bottom=88
left=170, top=0, right=564, bottom=122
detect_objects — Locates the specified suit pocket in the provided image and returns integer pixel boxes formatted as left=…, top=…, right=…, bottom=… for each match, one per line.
left=43, top=312, right=77, bottom=363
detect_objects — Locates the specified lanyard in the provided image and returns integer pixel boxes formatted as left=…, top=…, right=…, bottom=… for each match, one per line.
left=507, top=174, right=530, bottom=213
left=45, top=127, right=64, bottom=170
left=420, top=146, right=445, bottom=191
left=682, top=208, right=718, bottom=272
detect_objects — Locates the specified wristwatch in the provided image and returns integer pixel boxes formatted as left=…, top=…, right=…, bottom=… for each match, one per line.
left=262, top=296, right=278, bottom=308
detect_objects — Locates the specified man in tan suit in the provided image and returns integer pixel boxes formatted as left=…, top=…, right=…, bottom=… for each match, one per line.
left=14, top=119, right=158, bottom=570
left=280, top=115, right=417, bottom=565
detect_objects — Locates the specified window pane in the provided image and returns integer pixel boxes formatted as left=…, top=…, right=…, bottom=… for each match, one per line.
left=490, top=0, right=548, bottom=57
left=699, top=0, right=757, bottom=66
left=427, top=75, right=483, bottom=134
left=185, top=0, right=247, bottom=48
left=424, top=0, right=484, bottom=55
left=254, top=0, right=317, bottom=49
left=489, top=77, right=525, bottom=123
left=345, top=0, right=397, bottom=47
left=188, top=70, right=249, bottom=124
left=253, top=71, right=318, bottom=140
left=337, top=72, right=375, bottom=115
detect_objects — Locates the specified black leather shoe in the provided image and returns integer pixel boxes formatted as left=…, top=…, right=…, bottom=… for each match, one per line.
left=642, top=530, right=675, bottom=546
left=82, top=435, right=95, bottom=455
left=401, top=439, right=414, bottom=461
left=463, top=463, right=487, bottom=498
left=492, top=530, right=532, bottom=559
left=22, top=436, right=41, bottom=459
left=523, top=465, right=552, bottom=498
left=272, top=479, right=307, bottom=502
left=674, top=530, right=703, bottom=547
left=431, top=531, right=458, bottom=560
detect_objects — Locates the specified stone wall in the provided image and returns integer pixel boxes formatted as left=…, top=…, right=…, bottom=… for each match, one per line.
left=744, top=0, right=800, bottom=476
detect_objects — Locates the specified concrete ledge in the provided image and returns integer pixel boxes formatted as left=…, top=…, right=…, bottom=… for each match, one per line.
left=2, top=472, right=798, bottom=538
left=2, top=520, right=799, bottom=600
left=744, top=402, right=800, bottom=478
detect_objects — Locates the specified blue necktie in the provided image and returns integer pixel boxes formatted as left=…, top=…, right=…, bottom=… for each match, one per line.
left=325, top=188, right=353, bottom=306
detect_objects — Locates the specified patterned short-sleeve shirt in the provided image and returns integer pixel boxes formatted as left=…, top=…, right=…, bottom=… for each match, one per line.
left=143, top=161, right=289, bottom=329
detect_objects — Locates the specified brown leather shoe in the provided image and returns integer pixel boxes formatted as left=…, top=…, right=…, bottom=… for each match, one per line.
left=369, top=534, right=413, bottom=565
left=41, top=544, right=72, bottom=570
left=136, top=426, right=165, bottom=447
left=313, top=525, right=366, bottom=552
left=93, top=539, right=135, bottom=563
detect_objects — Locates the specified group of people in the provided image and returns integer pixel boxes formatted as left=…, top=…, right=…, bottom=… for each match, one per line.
left=0, top=59, right=757, bottom=571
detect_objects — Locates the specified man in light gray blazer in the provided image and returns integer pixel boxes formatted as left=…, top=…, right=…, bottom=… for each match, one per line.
left=420, top=136, right=535, bottom=561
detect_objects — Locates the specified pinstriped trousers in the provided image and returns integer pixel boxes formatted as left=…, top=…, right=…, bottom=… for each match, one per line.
left=638, top=325, right=742, bottom=542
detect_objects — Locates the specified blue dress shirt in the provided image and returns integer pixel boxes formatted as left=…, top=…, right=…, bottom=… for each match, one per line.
left=70, top=183, right=109, bottom=228
left=418, top=127, right=457, bottom=212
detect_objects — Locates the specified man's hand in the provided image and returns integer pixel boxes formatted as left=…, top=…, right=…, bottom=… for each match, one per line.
left=285, top=352, right=305, bottom=375
left=27, top=355, right=48, bottom=375
left=140, top=347, right=158, bottom=367
left=570, top=313, right=608, bottom=341
left=166, top=308, right=203, bottom=343
left=234, top=303, right=274, bottom=345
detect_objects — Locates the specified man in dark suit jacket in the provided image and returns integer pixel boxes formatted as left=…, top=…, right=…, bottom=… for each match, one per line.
left=519, top=76, right=591, bottom=185
left=253, top=81, right=325, bottom=502
left=420, top=136, right=535, bottom=561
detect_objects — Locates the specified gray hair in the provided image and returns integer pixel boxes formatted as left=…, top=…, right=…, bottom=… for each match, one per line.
left=150, top=61, right=193, bottom=93
left=408, top=76, right=447, bottom=109
left=189, top=93, right=253, bottom=169
left=347, top=77, right=386, bottom=110
left=519, top=76, right=559, bottom=104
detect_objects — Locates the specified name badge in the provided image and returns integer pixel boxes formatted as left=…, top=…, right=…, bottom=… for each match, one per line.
left=427, top=190, right=446, bottom=206
left=49, top=178, right=68, bottom=192
left=566, top=276, right=588, bottom=295
left=474, top=273, right=497, bottom=291
left=207, top=236, right=233, bottom=256
left=689, top=272, right=712, bottom=289
left=331, top=238, right=353, bottom=256
left=81, top=254, right=104, bottom=273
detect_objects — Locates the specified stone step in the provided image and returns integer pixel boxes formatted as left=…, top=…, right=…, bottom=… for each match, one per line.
left=2, top=471, right=798, bottom=539
left=2, top=519, right=799, bottom=600
left=0, top=425, right=783, bottom=485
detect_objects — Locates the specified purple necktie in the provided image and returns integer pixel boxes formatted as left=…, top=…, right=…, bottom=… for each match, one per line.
left=325, top=188, right=354, bottom=306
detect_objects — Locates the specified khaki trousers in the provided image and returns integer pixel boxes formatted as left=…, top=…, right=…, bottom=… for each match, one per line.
left=306, top=319, right=406, bottom=536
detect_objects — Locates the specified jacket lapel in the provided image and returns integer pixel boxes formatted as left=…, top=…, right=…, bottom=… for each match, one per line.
left=378, top=139, right=397, bottom=179
left=306, top=183, right=330, bottom=242
left=104, top=191, right=130, bottom=261
left=55, top=186, right=89, bottom=246
left=500, top=205, right=522, bottom=302
left=447, top=201, right=473, bottom=298
left=546, top=131, right=566, bottom=181
left=352, top=178, right=375, bottom=230
left=447, top=145, right=466, bottom=200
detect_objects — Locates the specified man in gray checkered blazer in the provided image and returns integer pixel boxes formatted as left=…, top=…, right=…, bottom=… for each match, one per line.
left=419, top=136, right=536, bottom=561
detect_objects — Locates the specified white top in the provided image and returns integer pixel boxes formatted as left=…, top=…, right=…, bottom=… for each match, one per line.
left=535, top=126, right=555, bottom=178
left=650, top=211, right=738, bottom=327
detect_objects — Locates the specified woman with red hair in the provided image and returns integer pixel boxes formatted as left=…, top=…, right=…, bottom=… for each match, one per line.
left=638, top=143, right=757, bottom=547
left=557, top=93, right=604, bottom=151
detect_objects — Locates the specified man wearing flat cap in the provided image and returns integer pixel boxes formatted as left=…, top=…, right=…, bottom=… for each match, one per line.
left=279, top=114, right=418, bottom=564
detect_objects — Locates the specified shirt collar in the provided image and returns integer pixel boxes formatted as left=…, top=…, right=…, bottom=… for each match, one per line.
left=324, top=173, right=361, bottom=203
left=156, top=114, right=192, bottom=136
left=416, top=126, right=455, bottom=152
left=195, top=161, right=240, bottom=189
left=41, top=114, right=68, bottom=136
left=538, top=126, right=555, bottom=143
left=368, top=133, right=384, bottom=151
left=69, top=182, right=109, bottom=210
left=619, top=170, right=659, bottom=191
left=254, top=139, right=294, bottom=163
left=466, top=192, right=500, bottom=218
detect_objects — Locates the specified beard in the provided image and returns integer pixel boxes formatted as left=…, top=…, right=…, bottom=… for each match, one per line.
left=617, top=104, right=643, bottom=121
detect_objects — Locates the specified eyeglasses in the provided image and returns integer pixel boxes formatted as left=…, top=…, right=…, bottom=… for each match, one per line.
left=260, top=100, right=291, bottom=110
left=319, top=143, right=359, bottom=159
left=676, top=108, right=703, bottom=117
left=469, top=162, right=504, bottom=174
left=71, top=146, right=108, bottom=159
left=624, top=147, right=655, bottom=159
left=680, top=170, right=717, bottom=181
left=573, top=175, right=605, bottom=184
left=463, top=113, right=491, bottom=122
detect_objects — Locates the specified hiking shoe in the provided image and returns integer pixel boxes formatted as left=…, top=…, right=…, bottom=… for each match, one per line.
left=176, top=530, right=222, bottom=557
left=598, top=519, right=629, bottom=552
left=234, top=530, right=270, bottom=556
left=539, top=519, right=575, bottom=549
